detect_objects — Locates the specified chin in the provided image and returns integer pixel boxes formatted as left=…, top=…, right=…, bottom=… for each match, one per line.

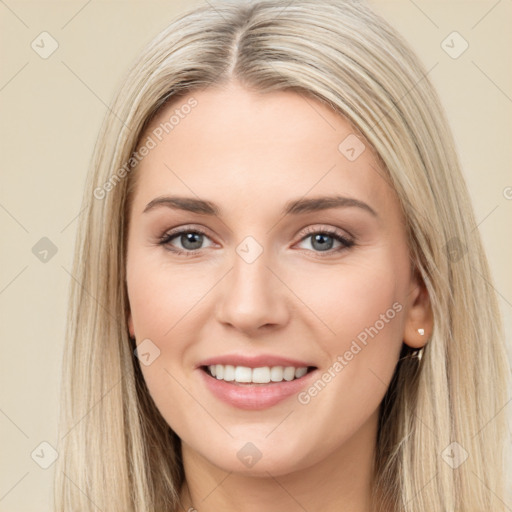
left=194, top=437, right=316, bottom=478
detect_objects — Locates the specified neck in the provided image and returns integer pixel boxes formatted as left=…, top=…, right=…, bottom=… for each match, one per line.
left=178, top=410, right=379, bottom=512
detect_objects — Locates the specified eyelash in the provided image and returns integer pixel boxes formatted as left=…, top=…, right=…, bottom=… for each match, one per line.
left=158, top=225, right=355, bottom=258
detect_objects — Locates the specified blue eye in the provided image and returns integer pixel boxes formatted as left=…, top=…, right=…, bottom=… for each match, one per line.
left=158, top=226, right=355, bottom=257
left=297, top=227, right=355, bottom=256
left=159, top=228, right=213, bottom=256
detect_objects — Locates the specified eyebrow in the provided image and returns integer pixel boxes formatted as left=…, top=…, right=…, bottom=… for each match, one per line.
left=143, top=195, right=378, bottom=217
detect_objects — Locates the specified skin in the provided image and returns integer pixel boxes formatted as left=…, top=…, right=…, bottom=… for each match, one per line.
left=126, top=81, right=432, bottom=512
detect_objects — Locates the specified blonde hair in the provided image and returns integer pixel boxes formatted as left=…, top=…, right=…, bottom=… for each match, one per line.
left=53, top=1, right=511, bottom=510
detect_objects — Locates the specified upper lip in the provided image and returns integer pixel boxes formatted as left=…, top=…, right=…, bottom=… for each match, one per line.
left=197, top=353, right=316, bottom=369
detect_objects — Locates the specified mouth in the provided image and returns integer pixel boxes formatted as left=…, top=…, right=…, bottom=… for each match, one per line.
left=197, top=355, right=320, bottom=409
left=201, top=364, right=317, bottom=385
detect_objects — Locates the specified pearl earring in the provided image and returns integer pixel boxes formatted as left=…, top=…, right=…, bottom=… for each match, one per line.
left=417, top=328, right=425, bottom=336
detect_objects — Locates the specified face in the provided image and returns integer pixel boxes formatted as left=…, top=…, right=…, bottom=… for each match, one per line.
left=126, top=82, right=430, bottom=478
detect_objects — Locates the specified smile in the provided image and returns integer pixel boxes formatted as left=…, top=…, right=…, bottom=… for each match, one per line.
left=204, top=364, right=314, bottom=384
left=199, top=364, right=318, bottom=410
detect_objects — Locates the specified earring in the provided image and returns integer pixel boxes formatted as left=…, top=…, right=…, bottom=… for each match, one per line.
left=417, top=328, right=425, bottom=336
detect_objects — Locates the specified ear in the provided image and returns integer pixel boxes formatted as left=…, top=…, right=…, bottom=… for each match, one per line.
left=403, top=270, right=433, bottom=349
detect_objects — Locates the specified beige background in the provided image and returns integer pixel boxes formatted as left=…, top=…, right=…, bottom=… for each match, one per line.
left=0, top=1, right=511, bottom=510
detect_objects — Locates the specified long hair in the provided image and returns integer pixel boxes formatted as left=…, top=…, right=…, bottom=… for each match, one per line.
left=53, top=1, right=511, bottom=510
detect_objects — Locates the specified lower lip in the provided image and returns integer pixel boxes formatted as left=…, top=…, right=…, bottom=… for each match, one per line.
left=198, top=368, right=317, bottom=410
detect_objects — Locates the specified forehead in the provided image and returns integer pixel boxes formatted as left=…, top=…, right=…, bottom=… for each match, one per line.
left=132, top=83, right=397, bottom=218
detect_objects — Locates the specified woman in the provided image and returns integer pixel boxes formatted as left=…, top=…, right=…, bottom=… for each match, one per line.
left=53, top=1, right=511, bottom=510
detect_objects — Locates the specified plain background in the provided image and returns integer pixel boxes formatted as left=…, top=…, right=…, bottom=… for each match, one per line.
left=0, top=1, right=511, bottom=510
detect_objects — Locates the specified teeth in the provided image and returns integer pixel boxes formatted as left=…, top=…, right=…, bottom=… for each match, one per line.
left=270, top=366, right=284, bottom=382
left=283, top=366, right=295, bottom=381
left=252, top=367, right=270, bottom=383
left=295, top=367, right=308, bottom=378
left=234, top=366, right=252, bottom=383
left=207, top=364, right=310, bottom=384
left=223, top=365, right=235, bottom=381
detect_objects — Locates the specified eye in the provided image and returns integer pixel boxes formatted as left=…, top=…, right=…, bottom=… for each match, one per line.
left=158, top=225, right=355, bottom=257
left=158, top=226, right=214, bottom=256
left=295, top=226, right=355, bottom=256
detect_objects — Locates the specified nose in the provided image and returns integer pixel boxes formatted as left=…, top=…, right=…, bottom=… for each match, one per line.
left=215, top=250, right=290, bottom=335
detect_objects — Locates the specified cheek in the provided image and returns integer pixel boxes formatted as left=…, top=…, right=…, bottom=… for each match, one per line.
left=126, top=255, right=198, bottom=434
left=290, top=256, right=406, bottom=400
left=126, top=244, right=210, bottom=340
left=279, top=260, right=406, bottom=456
left=125, top=247, right=217, bottom=416
left=338, top=268, right=403, bottom=347
left=296, top=256, right=406, bottom=348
